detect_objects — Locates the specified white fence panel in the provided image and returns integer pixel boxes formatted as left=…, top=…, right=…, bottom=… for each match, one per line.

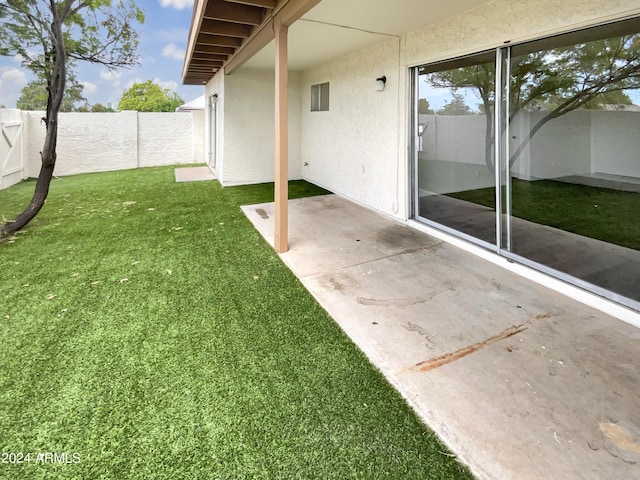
left=0, top=110, right=25, bottom=190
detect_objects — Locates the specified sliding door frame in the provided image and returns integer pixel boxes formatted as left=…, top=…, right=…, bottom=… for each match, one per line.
left=409, top=15, right=640, bottom=312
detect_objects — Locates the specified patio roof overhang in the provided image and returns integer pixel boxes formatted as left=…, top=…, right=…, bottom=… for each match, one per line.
left=182, top=0, right=496, bottom=253
left=182, top=0, right=321, bottom=85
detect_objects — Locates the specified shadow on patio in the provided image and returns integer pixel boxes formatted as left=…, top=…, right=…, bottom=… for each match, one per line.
left=243, top=194, right=640, bottom=480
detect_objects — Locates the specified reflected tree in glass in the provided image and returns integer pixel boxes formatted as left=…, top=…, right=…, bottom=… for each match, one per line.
left=424, top=33, right=640, bottom=171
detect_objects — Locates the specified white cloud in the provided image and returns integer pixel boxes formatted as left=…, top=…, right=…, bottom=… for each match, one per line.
left=100, top=70, right=122, bottom=81
left=153, top=78, right=178, bottom=92
left=122, top=78, right=178, bottom=93
left=159, top=0, right=193, bottom=10
left=162, top=43, right=185, bottom=61
left=0, top=68, right=28, bottom=107
left=100, top=70, right=121, bottom=87
left=81, top=81, right=98, bottom=96
left=0, top=68, right=27, bottom=84
left=125, top=77, right=143, bottom=90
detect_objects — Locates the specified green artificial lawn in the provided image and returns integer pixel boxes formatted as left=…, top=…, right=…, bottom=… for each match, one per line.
left=449, top=178, right=640, bottom=251
left=0, top=166, right=473, bottom=479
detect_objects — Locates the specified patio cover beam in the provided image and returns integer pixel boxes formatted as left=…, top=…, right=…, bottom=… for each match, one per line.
left=203, top=1, right=265, bottom=25
left=274, top=18, right=288, bottom=253
left=192, top=53, right=229, bottom=61
left=196, top=33, right=243, bottom=47
left=199, top=18, right=253, bottom=37
left=224, top=0, right=322, bottom=74
left=226, top=0, right=277, bottom=8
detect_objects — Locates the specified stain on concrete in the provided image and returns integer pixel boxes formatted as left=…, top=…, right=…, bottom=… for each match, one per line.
left=402, top=322, right=429, bottom=336
left=375, top=225, right=437, bottom=250
left=589, top=422, right=640, bottom=464
left=402, top=322, right=437, bottom=349
left=601, top=423, right=640, bottom=454
left=357, top=296, right=428, bottom=307
left=327, top=277, right=345, bottom=291
left=548, top=361, right=563, bottom=376
left=413, top=324, right=527, bottom=372
left=256, top=208, right=269, bottom=220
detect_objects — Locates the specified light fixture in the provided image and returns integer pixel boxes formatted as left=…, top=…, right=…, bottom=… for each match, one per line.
left=375, top=75, right=387, bottom=92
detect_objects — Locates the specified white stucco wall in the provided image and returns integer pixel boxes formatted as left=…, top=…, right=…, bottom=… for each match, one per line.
left=24, top=112, right=46, bottom=178
left=138, top=112, right=195, bottom=168
left=214, top=67, right=302, bottom=186
left=192, top=109, right=205, bottom=165
left=205, top=71, right=225, bottom=178
left=591, top=111, right=640, bottom=178
left=16, top=111, right=202, bottom=178
left=55, top=111, right=139, bottom=176
left=301, top=38, right=404, bottom=218
left=419, top=110, right=626, bottom=184
left=403, top=0, right=640, bottom=67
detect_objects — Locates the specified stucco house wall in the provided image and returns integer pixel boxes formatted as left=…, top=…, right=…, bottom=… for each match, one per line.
left=205, top=67, right=302, bottom=186
left=300, top=38, right=404, bottom=219
left=204, top=71, right=225, bottom=178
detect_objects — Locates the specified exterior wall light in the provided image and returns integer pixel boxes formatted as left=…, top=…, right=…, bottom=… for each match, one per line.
left=375, top=75, right=387, bottom=91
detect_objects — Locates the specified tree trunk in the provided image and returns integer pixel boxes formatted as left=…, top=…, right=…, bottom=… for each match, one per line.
left=0, top=125, right=57, bottom=237
left=0, top=15, right=65, bottom=240
left=481, top=96, right=494, bottom=172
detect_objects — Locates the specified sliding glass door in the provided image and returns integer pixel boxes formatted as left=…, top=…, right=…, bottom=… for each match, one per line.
left=415, top=51, right=498, bottom=247
left=413, top=17, right=640, bottom=309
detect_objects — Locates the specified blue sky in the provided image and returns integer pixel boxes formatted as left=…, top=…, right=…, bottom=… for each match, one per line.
left=0, top=0, right=203, bottom=109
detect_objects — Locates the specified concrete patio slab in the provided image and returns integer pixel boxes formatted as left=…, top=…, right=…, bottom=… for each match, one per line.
left=174, top=165, right=215, bottom=182
left=242, top=194, right=640, bottom=480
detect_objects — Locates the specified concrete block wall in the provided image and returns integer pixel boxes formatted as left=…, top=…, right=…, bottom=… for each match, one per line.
left=417, top=110, right=640, bottom=188
left=0, top=109, right=205, bottom=189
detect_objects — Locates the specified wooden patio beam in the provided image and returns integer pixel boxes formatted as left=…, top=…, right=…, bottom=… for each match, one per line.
left=225, top=0, right=321, bottom=74
left=196, top=33, right=243, bottom=47
left=194, top=44, right=236, bottom=55
left=181, top=0, right=207, bottom=83
left=274, top=18, right=288, bottom=253
left=191, top=54, right=228, bottom=62
left=204, top=1, right=265, bottom=25
left=225, top=0, right=276, bottom=8
left=200, top=18, right=253, bottom=37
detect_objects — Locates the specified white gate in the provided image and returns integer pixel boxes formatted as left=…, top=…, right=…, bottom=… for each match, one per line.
left=0, top=118, right=24, bottom=190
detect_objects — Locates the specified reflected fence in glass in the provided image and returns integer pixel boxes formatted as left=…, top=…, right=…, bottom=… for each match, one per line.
left=416, top=52, right=497, bottom=246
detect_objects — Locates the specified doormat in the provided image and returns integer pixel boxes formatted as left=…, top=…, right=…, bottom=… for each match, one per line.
left=174, top=166, right=215, bottom=183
